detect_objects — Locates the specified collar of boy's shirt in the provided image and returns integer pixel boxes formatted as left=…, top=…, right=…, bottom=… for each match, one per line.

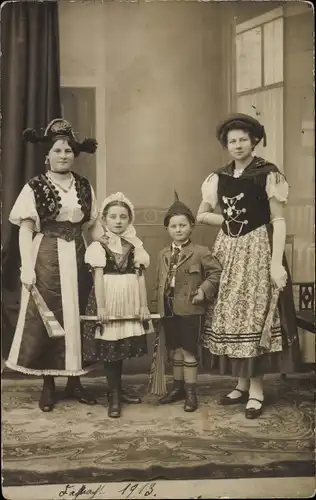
left=171, top=240, right=190, bottom=252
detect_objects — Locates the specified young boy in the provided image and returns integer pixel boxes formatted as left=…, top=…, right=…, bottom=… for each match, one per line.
left=152, top=193, right=222, bottom=412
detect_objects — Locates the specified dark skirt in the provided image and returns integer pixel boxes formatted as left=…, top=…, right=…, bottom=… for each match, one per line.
left=6, top=233, right=94, bottom=376
left=202, top=342, right=301, bottom=377
left=82, top=287, right=148, bottom=364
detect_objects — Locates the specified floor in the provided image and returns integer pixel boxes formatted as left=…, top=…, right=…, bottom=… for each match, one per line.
left=2, top=372, right=315, bottom=500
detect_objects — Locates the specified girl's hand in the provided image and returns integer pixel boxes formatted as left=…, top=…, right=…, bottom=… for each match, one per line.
left=20, top=268, right=36, bottom=292
left=270, top=263, right=287, bottom=290
left=97, top=308, right=109, bottom=323
left=139, top=305, right=151, bottom=322
left=192, top=288, right=205, bottom=304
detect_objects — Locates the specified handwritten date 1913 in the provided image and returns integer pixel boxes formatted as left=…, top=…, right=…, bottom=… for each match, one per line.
left=118, top=482, right=157, bottom=498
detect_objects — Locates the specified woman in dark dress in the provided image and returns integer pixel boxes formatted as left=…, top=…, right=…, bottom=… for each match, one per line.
left=6, top=118, right=99, bottom=412
left=197, top=113, right=300, bottom=419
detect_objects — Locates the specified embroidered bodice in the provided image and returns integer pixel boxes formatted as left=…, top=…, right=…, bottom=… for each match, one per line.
left=217, top=176, right=270, bottom=237
left=28, top=171, right=92, bottom=224
left=216, top=157, right=285, bottom=238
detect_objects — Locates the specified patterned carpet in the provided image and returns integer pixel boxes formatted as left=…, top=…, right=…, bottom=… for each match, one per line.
left=2, top=373, right=315, bottom=486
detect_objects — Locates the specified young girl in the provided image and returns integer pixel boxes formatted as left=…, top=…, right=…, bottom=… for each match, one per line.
left=84, top=192, right=152, bottom=418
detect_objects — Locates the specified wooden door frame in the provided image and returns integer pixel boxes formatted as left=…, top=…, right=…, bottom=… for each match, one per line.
left=60, top=77, right=106, bottom=205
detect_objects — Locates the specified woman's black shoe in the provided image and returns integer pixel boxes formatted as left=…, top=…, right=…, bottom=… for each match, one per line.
left=245, top=398, right=264, bottom=419
left=219, top=389, right=249, bottom=405
left=107, top=389, right=121, bottom=418
left=64, top=379, right=97, bottom=405
left=39, top=377, right=55, bottom=412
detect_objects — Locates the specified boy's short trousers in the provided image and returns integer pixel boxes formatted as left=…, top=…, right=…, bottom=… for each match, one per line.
left=162, top=294, right=202, bottom=358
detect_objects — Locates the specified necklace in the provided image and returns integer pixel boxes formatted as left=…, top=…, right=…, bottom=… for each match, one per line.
left=46, top=172, right=74, bottom=193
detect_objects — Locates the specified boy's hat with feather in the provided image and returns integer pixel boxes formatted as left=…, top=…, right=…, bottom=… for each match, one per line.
left=22, top=118, right=97, bottom=157
left=164, top=191, right=195, bottom=227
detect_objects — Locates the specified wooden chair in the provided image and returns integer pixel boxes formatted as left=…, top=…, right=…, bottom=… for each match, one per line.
left=293, top=281, right=315, bottom=334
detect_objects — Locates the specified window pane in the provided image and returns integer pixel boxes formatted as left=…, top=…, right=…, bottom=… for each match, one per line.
left=264, top=18, right=284, bottom=86
left=237, top=87, right=284, bottom=169
left=236, top=27, right=262, bottom=93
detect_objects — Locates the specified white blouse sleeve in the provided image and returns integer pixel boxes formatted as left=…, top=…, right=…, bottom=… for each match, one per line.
left=134, top=247, right=150, bottom=269
left=266, top=171, right=289, bottom=203
left=84, top=241, right=106, bottom=268
left=9, top=183, right=41, bottom=232
left=85, top=185, right=98, bottom=227
left=201, top=173, right=219, bottom=209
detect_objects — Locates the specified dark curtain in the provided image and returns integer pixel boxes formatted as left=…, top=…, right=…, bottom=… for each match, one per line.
left=1, top=0, right=61, bottom=358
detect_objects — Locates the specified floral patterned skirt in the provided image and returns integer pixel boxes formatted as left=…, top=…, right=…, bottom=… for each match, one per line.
left=201, top=225, right=301, bottom=377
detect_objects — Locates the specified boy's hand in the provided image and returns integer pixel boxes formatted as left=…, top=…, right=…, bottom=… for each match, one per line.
left=139, top=305, right=151, bottom=322
left=97, top=308, right=109, bottom=323
left=192, top=288, right=205, bottom=305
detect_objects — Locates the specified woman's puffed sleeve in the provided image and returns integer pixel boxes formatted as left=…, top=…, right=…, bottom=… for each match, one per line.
left=85, top=185, right=98, bottom=227
left=84, top=241, right=106, bottom=268
left=9, top=184, right=40, bottom=231
left=201, top=173, right=219, bottom=209
left=266, top=171, right=289, bottom=203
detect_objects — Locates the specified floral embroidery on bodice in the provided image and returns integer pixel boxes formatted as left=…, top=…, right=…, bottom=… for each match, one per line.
left=217, top=174, right=271, bottom=238
left=222, top=192, right=249, bottom=237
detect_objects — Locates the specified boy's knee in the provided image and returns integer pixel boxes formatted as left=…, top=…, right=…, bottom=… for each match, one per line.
left=172, top=348, right=183, bottom=360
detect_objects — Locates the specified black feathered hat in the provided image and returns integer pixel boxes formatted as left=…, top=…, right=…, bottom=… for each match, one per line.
left=22, top=118, right=97, bottom=157
left=216, top=113, right=267, bottom=148
left=164, top=191, right=195, bottom=227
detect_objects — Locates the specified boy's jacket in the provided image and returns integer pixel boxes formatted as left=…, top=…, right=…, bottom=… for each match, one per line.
left=151, top=242, right=222, bottom=317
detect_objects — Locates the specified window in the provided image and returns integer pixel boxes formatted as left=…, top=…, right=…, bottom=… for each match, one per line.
left=236, top=15, right=284, bottom=94
left=234, top=9, right=284, bottom=169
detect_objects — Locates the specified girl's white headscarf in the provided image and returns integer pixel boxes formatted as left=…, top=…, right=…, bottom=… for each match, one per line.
left=99, top=192, right=150, bottom=268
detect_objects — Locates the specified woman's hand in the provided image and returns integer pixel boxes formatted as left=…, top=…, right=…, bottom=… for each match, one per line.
left=270, top=262, right=288, bottom=290
left=97, top=307, right=109, bottom=323
left=192, top=288, right=205, bottom=304
left=139, top=305, right=151, bottom=322
left=20, top=268, right=36, bottom=292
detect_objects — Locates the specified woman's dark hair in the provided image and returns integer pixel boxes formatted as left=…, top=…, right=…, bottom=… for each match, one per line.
left=222, top=125, right=258, bottom=149
left=45, top=135, right=80, bottom=157
left=102, top=201, right=133, bottom=222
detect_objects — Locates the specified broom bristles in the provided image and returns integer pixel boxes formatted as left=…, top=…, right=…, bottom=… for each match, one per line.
left=148, top=330, right=167, bottom=396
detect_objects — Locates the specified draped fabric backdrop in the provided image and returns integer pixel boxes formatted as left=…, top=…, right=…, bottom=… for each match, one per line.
left=1, top=0, right=61, bottom=358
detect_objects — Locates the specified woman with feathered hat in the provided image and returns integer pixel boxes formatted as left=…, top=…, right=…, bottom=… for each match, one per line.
left=6, top=118, right=99, bottom=411
left=197, top=113, right=300, bottom=419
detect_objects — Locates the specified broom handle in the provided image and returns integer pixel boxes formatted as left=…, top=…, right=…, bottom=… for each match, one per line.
left=80, top=314, right=161, bottom=322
